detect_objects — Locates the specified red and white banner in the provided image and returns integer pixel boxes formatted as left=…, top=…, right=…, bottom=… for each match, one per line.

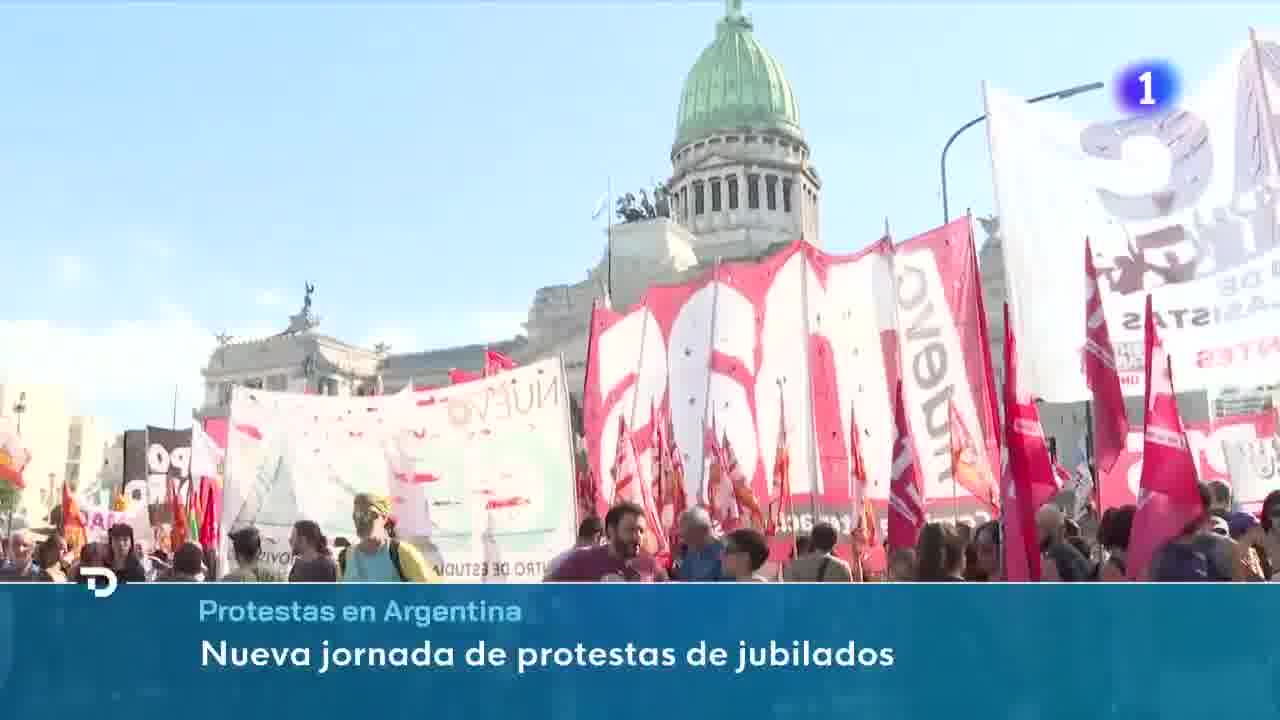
left=1102, top=411, right=1279, bottom=511
left=582, top=220, right=1002, bottom=559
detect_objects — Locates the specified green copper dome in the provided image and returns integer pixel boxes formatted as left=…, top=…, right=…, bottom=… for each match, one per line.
left=674, top=1, right=802, bottom=150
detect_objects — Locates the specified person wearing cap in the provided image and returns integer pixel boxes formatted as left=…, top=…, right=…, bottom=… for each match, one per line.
left=339, top=493, right=438, bottom=583
left=1227, top=511, right=1269, bottom=581
left=222, top=526, right=283, bottom=582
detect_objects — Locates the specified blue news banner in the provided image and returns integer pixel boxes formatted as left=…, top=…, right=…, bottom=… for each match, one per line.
left=1, top=583, right=1277, bottom=718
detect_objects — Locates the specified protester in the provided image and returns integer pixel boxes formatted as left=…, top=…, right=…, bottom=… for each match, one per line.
left=1205, top=480, right=1233, bottom=515
left=72, top=542, right=108, bottom=583
left=722, top=528, right=770, bottom=582
left=106, top=524, right=149, bottom=583
left=1036, top=505, right=1091, bottom=581
left=544, top=516, right=603, bottom=579
left=546, top=502, right=664, bottom=582
left=1148, top=484, right=1230, bottom=582
left=1260, top=490, right=1280, bottom=580
left=34, top=536, right=68, bottom=582
left=338, top=493, right=438, bottom=582
left=792, top=534, right=812, bottom=560
left=670, top=507, right=723, bottom=581
left=0, top=530, right=38, bottom=580
left=784, top=522, right=852, bottom=582
left=289, top=520, right=338, bottom=582
left=915, top=522, right=966, bottom=581
left=162, top=542, right=206, bottom=581
left=886, top=547, right=916, bottom=582
left=966, top=521, right=1000, bottom=581
left=1226, top=512, right=1269, bottom=581
left=1096, top=505, right=1134, bottom=580
left=222, top=527, right=283, bottom=582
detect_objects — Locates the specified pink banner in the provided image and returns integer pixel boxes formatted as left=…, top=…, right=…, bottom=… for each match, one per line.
left=582, top=220, right=1002, bottom=561
left=203, top=417, right=229, bottom=450
left=1102, top=411, right=1279, bottom=510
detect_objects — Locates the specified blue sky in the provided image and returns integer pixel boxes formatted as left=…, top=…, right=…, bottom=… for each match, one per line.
left=0, top=2, right=1263, bottom=430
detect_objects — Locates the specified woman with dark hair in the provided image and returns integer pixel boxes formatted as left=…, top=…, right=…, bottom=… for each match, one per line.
left=106, top=524, right=148, bottom=583
left=289, top=520, right=338, bottom=582
left=722, top=528, right=771, bottom=582
left=915, top=523, right=966, bottom=581
left=1096, top=505, right=1136, bottom=581
left=72, top=542, right=108, bottom=583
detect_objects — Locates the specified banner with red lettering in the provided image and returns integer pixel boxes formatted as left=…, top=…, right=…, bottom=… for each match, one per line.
left=582, top=220, right=1001, bottom=561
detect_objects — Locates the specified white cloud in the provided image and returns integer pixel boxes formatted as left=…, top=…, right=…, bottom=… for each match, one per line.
left=0, top=307, right=270, bottom=430
left=254, top=290, right=284, bottom=308
left=52, top=255, right=87, bottom=286
left=360, top=327, right=420, bottom=355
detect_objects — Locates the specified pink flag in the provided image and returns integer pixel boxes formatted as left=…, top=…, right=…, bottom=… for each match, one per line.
left=1001, top=303, right=1060, bottom=581
left=1127, top=295, right=1204, bottom=580
left=483, top=350, right=517, bottom=377
left=449, top=368, right=482, bottom=385
left=886, top=381, right=925, bottom=551
left=1082, top=238, right=1130, bottom=482
left=610, top=417, right=668, bottom=558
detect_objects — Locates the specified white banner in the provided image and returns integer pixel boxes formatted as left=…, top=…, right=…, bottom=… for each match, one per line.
left=1222, top=435, right=1280, bottom=506
left=221, top=357, right=577, bottom=582
left=986, top=31, right=1280, bottom=401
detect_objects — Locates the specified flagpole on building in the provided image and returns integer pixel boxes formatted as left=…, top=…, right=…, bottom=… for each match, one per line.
left=606, top=177, right=614, bottom=305
left=171, top=384, right=179, bottom=429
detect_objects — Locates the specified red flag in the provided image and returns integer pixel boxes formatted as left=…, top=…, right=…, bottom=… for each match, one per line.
left=168, top=477, right=189, bottom=550
left=723, top=432, right=764, bottom=530
left=949, top=399, right=1000, bottom=513
left=653, top=410, right=689, bottom=549
left=1082, top=237, right=1131, bottom=486
left=0, top=417, right=30, bottom=490
left=1127, top=295, right=1204, bottom=580
left=198, top=476, right=219, bottom=551
left=886, top=381, right=925, bottom=551
left=61, top=483, right=86, bottom=552
left=767, top=392, right=792, bottom=537
left=448, top=368, right=482, bottom=385
left=1001, top=303, right=1060, bottom=581
left=610, top=417, right=668, bottom=559
left=483, top=350, right=517, bottom=377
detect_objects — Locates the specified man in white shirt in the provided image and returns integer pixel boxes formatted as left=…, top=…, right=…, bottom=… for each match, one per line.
left=545, top=516, right=603, bottom=579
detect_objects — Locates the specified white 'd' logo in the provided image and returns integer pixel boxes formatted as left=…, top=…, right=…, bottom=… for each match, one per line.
left=80, top=567, right=118, bottom=599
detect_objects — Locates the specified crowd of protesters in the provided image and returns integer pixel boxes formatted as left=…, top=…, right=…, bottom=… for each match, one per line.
left=3, top=484, right=1278, bottom=584
left=543, top=482, right=1280, bottom=583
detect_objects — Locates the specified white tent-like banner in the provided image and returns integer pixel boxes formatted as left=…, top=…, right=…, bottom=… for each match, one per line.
left=221, top=357, right=577, bottom=582
left=986, top=31, right=1280, bottom=402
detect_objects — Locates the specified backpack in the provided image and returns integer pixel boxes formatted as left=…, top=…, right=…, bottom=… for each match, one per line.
left=338, top=540, right=407, bottom=581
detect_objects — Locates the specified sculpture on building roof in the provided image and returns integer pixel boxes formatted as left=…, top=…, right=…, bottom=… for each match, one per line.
left=281, top=282, right=321, bottom=336
left=615, top=185, right=672, bottom=224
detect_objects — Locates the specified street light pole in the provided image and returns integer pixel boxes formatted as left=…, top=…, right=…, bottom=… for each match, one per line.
left=12, top=391, right=26, bottom=435
left=940, top=81, right=1104, bottom=224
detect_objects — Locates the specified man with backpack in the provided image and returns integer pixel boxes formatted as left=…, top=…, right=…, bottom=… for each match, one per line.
left=339, top=493, right=439, bottom=583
